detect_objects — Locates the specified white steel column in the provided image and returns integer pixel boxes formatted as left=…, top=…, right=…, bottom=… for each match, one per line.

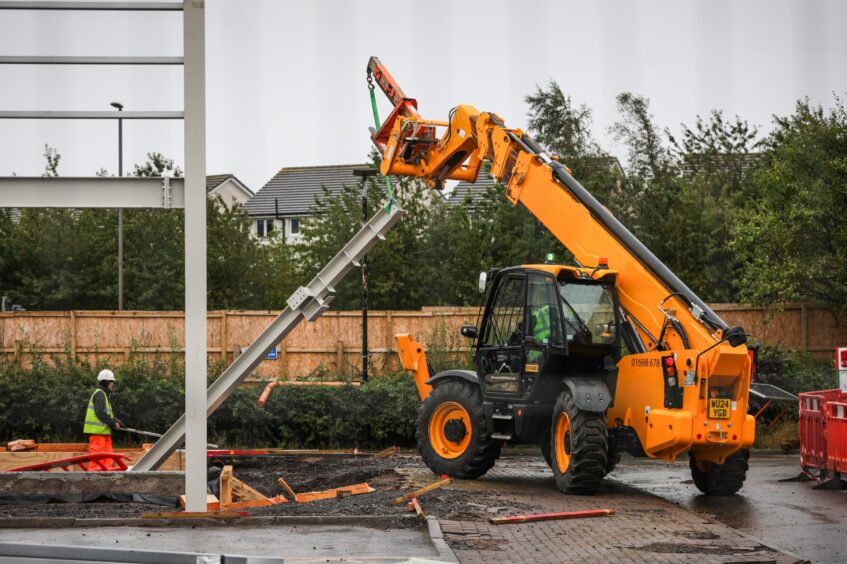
left=183, top=0, right=207, bottom=513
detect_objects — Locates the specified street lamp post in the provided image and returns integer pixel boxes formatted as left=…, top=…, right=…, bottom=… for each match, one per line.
left=110, top=101, right=124, bottom=311
left=352, top=168, right=378, bottom=383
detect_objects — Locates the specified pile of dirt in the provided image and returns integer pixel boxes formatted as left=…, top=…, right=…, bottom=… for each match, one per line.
left=0, top=453, right=535, bottom=521
left=212, top=454, right=417, bottom=497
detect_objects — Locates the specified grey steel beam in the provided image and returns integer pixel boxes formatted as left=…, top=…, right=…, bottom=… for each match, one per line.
left=182, top=0, right=207, bottom=513
left=131, top=202, right=405, bottom=472
left=0, top=111, right=183, bottom=119
left=0, top=56, right=183, bottom=65
left=0, top=542, right=222, bottom=564
left=0, top=2, right=183, bottom=10
left=0, top=176, right=184, bottom=209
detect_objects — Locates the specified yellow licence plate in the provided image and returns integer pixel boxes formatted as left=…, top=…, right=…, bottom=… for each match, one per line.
left=709, top=398, right=731, bottom=419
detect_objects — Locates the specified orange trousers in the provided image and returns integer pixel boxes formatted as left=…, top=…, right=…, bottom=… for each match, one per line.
left=87, top=434, right=115, bottom=469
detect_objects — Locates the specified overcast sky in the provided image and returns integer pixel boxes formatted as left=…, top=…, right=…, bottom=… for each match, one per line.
left=0, top=0, right=845, bottom=192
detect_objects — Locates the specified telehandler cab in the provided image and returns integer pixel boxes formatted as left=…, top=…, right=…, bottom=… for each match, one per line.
left=369, top=56, right=755, bottom=495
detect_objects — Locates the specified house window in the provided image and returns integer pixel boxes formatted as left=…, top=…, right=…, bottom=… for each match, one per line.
left=256, top=219, right=275, bottom=237
left=290, top=218, right=300, bottom=235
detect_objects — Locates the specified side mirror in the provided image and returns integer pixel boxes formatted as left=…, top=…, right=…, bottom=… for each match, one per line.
left=461, top=325, right=478, bottom=339
left=478, top=271, right=487, bottom=293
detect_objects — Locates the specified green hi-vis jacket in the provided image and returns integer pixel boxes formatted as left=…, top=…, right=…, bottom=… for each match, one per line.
left=532, top=305, right=552, bottom=343
left=83, top=388, right=114, bottom=435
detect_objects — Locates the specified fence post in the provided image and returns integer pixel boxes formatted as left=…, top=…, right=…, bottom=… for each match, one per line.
left=384, top=311, right=395, bottom=372
left=220, top=310, right=228, bottom=363
left=70, top=311, right=77, bottom=361
left=336, top=339, right=345, bottom=376
left=802, top=304, right=808, bottom=353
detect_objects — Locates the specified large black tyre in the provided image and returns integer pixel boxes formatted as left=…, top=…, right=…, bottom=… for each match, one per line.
left=549, top=389, right=608, bottom=494
left=689, top=449, right=749, bottom=495
left=540, top=428, right=552, bottom=468
left=417, top=380, right=501, bottom=479
left=605, top=446, right=622, bottom=476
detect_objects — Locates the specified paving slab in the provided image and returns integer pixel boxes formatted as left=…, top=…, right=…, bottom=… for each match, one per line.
left=614, top=452, right=845, bottom=564
left=397, top=456, right=803, bottom=563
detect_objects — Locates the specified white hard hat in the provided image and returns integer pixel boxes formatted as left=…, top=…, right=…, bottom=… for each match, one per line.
left=97, top=369, right=116, bottom=382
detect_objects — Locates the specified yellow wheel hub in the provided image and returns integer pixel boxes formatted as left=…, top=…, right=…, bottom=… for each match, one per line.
left=555, top=412, right=572, bottom=474
left=429, top=401, right=472, bottom=459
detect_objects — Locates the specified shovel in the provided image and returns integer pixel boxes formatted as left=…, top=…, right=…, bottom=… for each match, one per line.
left=120, top=427, right=219, bottom=449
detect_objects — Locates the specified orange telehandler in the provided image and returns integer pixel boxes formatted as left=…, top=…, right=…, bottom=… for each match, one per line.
left=368, top=57, right=755, bottom=495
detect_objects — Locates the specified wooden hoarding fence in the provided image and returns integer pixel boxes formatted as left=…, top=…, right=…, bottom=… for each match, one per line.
left=0, top=305, right=844, bottom=380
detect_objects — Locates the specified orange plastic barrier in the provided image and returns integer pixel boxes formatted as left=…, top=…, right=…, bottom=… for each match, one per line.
left=824, top=398, right=847, bottom=475
left=799, top=389, right=847, bottom=477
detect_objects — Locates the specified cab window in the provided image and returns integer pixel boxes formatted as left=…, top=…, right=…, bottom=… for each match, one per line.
left=482, top=274, right=526, bottom=347
left=527, top=272, right=564, bottom=348
left=559, top=282, right=617, bottom=345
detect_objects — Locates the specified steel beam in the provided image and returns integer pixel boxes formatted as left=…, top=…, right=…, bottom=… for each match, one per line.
left=0, top=2, right=183, bottom=10
left=182, top=0, right=207, bottom=514
left=0, top=111, right=183, bottom=119
left=0, top=542, right=225, bottom=564
left=131, top=203, right=405, bottom=472
left=0, top=56, right=183, bottom=65
left=0, top=177, right=184, bottom=209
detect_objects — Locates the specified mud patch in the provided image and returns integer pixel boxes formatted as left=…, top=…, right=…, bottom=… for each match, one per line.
left=633, top=541, right=775, bottom=555
left=677, top=529, right=721, bottom=540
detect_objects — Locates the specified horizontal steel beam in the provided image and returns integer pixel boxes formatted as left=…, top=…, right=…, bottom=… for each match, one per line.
left=0, top=2, right=183, bottom=10
left=0, top=56, right=183, bottom=65
left=0, top=176, right=185, bottom=209
left=0, top=111, right=183, bottom=119
left=0, top=542, right=228, bottom=564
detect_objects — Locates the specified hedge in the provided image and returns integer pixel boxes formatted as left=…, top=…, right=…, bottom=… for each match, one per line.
left=0, top=354, right=420, bottom=449
left=0, top=344, right=834, bottom=448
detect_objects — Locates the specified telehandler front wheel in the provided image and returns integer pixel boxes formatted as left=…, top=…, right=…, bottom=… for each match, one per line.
left=689, top=448, right=749, bottom=495
left=417, top=380, right=501, bottom=479
left=549, top=389, right=608, bottom=495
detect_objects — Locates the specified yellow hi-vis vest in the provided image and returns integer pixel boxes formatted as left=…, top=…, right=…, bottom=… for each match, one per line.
left=83, top=388, right=113, bottom=435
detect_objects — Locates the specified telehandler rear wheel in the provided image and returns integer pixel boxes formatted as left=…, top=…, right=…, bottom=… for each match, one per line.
left=689, top=448, right=749, bottom=495
left=417, top=380, right=501, bottom=479
left=549, top=389, right=607, bottom=494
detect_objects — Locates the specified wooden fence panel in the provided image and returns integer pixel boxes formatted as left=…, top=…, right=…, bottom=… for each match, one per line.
left=0, top=304, right=843, bottom=381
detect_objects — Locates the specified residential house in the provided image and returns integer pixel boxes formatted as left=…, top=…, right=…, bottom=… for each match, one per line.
left=246, top=164, right=385, bottom=242
left=206, top=174, right=253, bottom=208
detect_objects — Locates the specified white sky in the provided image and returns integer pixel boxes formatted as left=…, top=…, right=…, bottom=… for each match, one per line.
left=0, top=0, right=845, bottom=192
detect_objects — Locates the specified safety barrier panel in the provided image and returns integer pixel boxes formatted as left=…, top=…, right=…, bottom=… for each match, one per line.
left=799, top=389, right=847, bottom=475
left=824, top=399, right=847, bottom=475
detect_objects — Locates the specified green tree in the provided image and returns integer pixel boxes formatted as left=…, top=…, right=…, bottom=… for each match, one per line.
left=611, top=93, right=761, bottom=302
left=122, top=153, right=184, bottom=309
left=732, top=97, right=847, bottom=308
left=299, top=164, right=436, bottom=310
left=42, top=144, right=60, bottom=177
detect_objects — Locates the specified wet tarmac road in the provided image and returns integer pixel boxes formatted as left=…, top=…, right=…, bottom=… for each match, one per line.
left=612, top=452, right=847, bottom=563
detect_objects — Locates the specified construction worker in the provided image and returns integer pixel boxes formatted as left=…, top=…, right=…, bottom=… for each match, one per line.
left=83, top=369, right=124, bottom=456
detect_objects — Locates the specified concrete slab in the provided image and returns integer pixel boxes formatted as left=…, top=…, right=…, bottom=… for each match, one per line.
left=0, top=523, right=445, bottom=563
left=0, top=471, right=184, bottom=497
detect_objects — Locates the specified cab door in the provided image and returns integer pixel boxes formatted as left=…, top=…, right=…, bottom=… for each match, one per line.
left=476, top=271, right=526, bottom=396
left=524, top=271, right=566, bottom=377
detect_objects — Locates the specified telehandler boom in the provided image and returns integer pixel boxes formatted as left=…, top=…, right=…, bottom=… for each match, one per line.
left=369, top=56, right=755, bottom=495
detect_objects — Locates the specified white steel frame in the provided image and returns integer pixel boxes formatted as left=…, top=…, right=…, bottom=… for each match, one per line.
left=0, top=0, right=208, bottom=511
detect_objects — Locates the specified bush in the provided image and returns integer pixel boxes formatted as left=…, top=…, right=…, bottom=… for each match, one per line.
left=0, top=357, right=420, bottom=449
left=754, top=344, right=836, bottom=394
